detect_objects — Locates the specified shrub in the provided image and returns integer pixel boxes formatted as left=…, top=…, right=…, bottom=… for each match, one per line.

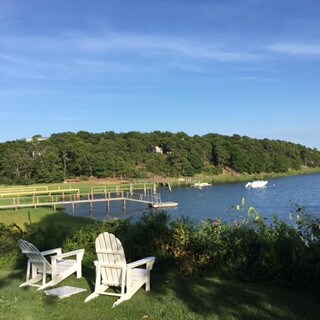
left=25, top=224, right=71, bottom=250
left=117, top=211, right=173, bottom=270
left=65, top=218, right=127, bottom=265
left=0, top=223, right=25, bottom=266
left=170, top=217, right=197, bottom=275
left=3, top=203, right=319, bottom=293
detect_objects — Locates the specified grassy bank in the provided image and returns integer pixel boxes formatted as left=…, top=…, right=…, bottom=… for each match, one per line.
left=156, top=166, right=320, bottom=186
left=0, top=207, right=95, bottom=229
left=1, top=167, right=319, bottom=193
left=1, top=207, right=320, bottom=319
left=1, top=267, right=319, bottom=320
left=72, top=166, right=320, bottom=187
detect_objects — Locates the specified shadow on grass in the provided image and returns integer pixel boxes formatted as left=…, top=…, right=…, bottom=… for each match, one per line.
left=152, top=272, right=320, bottom=320
left=0, top=269, right=23, bottom=290
left=2, top=265, right=320, bottom=320
left=82, top=265, right=95, bottom=292
left=0, top=208, right=96, bottom=289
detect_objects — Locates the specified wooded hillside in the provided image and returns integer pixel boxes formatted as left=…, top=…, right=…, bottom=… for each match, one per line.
left=1, top=131, right=320, bottom=184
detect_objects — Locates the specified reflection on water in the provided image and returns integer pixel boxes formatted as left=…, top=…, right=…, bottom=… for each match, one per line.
left=65, top=173, right=320, bottom=223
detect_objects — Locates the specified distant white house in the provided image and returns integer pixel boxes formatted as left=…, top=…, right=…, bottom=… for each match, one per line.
left=26, top=135, right=48, bottom=142
left=150, top=145, right=163, bottom=154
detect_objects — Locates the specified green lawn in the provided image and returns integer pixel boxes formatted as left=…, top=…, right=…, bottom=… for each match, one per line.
left=0, top=266, right=319, bottom=320
left=0, top=207, right=96, bottom=229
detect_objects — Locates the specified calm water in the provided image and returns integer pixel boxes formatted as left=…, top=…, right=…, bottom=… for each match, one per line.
left=65, top=173, right=320, bottom=223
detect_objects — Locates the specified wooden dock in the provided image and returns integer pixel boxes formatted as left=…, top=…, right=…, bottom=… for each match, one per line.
left=0, top=184, right=178, bottom=211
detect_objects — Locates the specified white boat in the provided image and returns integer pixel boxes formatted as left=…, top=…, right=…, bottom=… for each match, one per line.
left=192, top=182, right=212, bottom=188
left=245, top=180, right=268, bottom=188
left=150, top=201, right=178, bottom=208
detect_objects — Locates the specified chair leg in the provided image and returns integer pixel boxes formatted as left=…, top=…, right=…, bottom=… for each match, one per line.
left=94, top=266, right=101, bottom=293
left=76, top=264, right=82, bottom=278
left=20, top=262, right=43, bottom=288
left=84, top=292, right=99, bottom=303
left=112, top=296, right=129, bottom=308
left=145, top=270, right=151, bottom=291
left=84, top=269, right=105, bottom=303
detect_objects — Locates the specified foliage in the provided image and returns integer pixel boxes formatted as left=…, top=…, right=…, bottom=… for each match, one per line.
left=63, top=219, right=127, bottom=265
left=0, top=223, right=24, bottom=266
left=118, top=211, right=173, bottom=269
left=2, top=204, right=319, bottom=294
left=1, top=131, right=320, bottom=183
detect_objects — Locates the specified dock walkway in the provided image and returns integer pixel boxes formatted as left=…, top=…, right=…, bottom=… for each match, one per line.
left=0, top=184, right=178, bottom=211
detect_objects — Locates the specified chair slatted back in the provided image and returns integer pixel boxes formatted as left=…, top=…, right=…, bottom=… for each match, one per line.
left=18, top=239, right=52, bottom=274
left=96, top=232, right=126, bottom=286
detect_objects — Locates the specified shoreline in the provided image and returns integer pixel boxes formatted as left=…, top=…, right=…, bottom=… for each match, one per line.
left=131, top=167, right=320, bottom=188
left=2, top=167, right=319, bottom=191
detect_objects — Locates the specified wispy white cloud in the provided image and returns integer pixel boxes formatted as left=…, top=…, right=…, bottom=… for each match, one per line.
left=238, top=75, right=279, bottom=83
left=0, top=30, right=266, bottom=82
left=0, top=52, right=25, bottom=63
left=0, top=51, right=67, bottom=79
left=0, top=88, right=52, bottom=97
left=267, top=42, right=320, bottom=56
left=0, top=30, right=262, bottom=64
left=168, top=62, right=210, bottom=73
left=9, top=27, right=320, bottom=83
left=73, top=58, right=146, bottom=73
left=76, top=31, right=262, bottom=63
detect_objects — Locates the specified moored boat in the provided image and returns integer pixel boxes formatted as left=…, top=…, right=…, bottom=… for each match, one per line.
left=150, top=201, right=178, bottom=208
left=192, top=182, right=212, bottom=188
left=245, top=180, right=268, bottom=188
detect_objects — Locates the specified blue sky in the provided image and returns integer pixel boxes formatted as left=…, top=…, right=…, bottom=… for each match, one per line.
left=1, top=0, right=320, bottom=149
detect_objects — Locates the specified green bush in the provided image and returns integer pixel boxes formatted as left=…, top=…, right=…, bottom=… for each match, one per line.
left=0, top=223, right=25, bottom=266
left=3, top=204, right=319, bottom=294
left=118, top=211, right=173, bottom=269
left=25, top=224, right=71, bottom=250
left=65, top=219, right=126, bottom=265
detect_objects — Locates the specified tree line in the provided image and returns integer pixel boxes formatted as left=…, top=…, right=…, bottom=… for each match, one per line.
left=0, top=131, right=320, bottom=184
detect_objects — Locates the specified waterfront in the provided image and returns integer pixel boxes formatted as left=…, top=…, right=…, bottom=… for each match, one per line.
left=65, top=173, right=320, bottom=223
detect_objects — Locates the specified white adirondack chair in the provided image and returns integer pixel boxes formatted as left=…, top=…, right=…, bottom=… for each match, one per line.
left=84, top=232, right=156, bottom=307
left=18, top=239, right=85, bottom=290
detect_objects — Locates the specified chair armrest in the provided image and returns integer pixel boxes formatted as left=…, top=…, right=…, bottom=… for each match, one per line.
left=51, top=249, right=85, bottom=261
left=41, top=248, right=62, bottom=256
left=127, top=256, right=156, bottom=270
